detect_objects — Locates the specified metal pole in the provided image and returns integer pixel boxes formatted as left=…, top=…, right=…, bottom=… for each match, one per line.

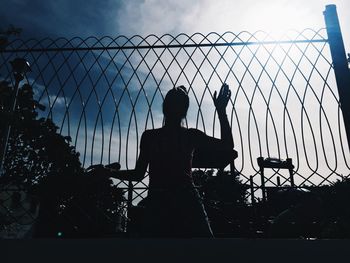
left=249, top=176, right=255, bottom=206
left=126, top=180, right=133, bottom=234
left=324, top=5, right=350, bottom=152
left=0, top=74, right=22, bottom=175
left=127, top=181, right=133, bottom=209
left=0, top=58, right=30, bottom=176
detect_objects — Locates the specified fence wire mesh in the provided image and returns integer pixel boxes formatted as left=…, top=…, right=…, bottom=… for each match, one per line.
left=1, top=29, right=350, bottom=236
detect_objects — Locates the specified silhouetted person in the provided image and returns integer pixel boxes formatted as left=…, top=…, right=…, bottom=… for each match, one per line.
left=113, top=84, right=234, bottom=237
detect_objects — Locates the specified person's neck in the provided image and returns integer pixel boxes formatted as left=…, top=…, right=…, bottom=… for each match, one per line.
left=164, top=119, right=182, bottom=129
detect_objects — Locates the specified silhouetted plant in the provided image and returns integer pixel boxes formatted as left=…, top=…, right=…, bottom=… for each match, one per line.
left=266, top=188, right=322, bottom=238
left=0, top=81, right=82, bottom=187
left=203, top=170, right=248, bottom=204
left=0, top=81, right=126, bottom=237
left=314, top=176, right=350, bottom=238
left=192, top=169, right=253, bottom=237
left=265, top=176, right=350, bottom=239
left=33, top=170, right=126, bottom=237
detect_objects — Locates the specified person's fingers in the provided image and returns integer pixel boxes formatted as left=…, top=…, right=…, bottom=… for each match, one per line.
left=215, top=84, right=231, bottom=105
left=223, top=83, right=228, bottom=93
left=221, top=83, right=229, bottom=97
left=220, top=85, right=225, bottom=96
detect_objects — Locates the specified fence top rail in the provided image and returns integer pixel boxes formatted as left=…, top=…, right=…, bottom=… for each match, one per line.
left=0, top=39, right=328, bottom=53
left=0, top=29, right=328, bottom=53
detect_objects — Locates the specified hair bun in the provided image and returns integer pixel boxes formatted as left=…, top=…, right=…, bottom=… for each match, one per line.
left=176, top=85, right=187, bottom=93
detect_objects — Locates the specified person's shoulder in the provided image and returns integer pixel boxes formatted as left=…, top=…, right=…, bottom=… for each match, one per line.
left=187, top=128, right=206, bottom=137
left=141, top=128, right=161, bottom=138
left=140, top=129, right=160, bottom=146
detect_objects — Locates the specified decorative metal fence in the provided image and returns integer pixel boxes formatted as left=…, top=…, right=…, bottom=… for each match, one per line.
left=0, top=5, right=350, bottom=236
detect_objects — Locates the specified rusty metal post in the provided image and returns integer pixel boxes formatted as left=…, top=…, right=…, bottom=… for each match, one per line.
left=324, top=5, right=350, bottom=152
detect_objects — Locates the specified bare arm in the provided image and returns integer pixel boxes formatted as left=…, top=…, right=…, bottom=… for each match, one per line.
left=192, top=84, right=236, bottom=168
left=213, top=83, right=234, bottom=148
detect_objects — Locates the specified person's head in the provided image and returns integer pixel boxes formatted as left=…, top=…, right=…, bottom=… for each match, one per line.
left=163, top=86, right=189, bottom=124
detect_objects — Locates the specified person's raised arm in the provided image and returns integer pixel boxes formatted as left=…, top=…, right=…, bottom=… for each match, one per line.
left=213, top=83, right=234, bottom=148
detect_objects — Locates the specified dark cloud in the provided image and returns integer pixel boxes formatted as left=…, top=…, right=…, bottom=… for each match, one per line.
left=1, top=0, right=123, bottom=38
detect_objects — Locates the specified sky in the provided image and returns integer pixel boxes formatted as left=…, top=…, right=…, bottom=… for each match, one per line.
left=1, top=0, right=350, bottom=190
left=1, top=0, right=350, bottom=48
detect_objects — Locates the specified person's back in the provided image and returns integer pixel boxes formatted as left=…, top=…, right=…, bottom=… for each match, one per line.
left=113, top=84, right=234, bottom=237
left=141, top=127, right=213, bottom=190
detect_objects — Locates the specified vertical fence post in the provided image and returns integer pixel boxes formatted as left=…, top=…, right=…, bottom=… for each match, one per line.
left=324, top=5, right=350, bottom=152
left=127, top=181, right=133, bottom=218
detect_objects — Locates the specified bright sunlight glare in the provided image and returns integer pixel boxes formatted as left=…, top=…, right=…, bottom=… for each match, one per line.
left=245, top=1, right=318, bottom=35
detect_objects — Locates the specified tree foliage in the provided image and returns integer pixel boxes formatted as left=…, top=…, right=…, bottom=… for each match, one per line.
left=0, top=80, right=126, bottom=237
left=0, top=81, right=82, bottom=186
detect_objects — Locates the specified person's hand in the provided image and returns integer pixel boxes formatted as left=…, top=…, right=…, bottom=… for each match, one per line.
left=213, top=83, right=231, bottom=115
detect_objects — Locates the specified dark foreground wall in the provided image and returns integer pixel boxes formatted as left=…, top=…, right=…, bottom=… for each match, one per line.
left=2, top=238, right=350, bottom=263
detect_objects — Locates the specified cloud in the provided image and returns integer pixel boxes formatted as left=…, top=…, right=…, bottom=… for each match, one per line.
left=2, top=0, right=349, bottom=51
left=114, top=0, right=350, bottom=50
left=1, top=0, right=123, bottom=38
